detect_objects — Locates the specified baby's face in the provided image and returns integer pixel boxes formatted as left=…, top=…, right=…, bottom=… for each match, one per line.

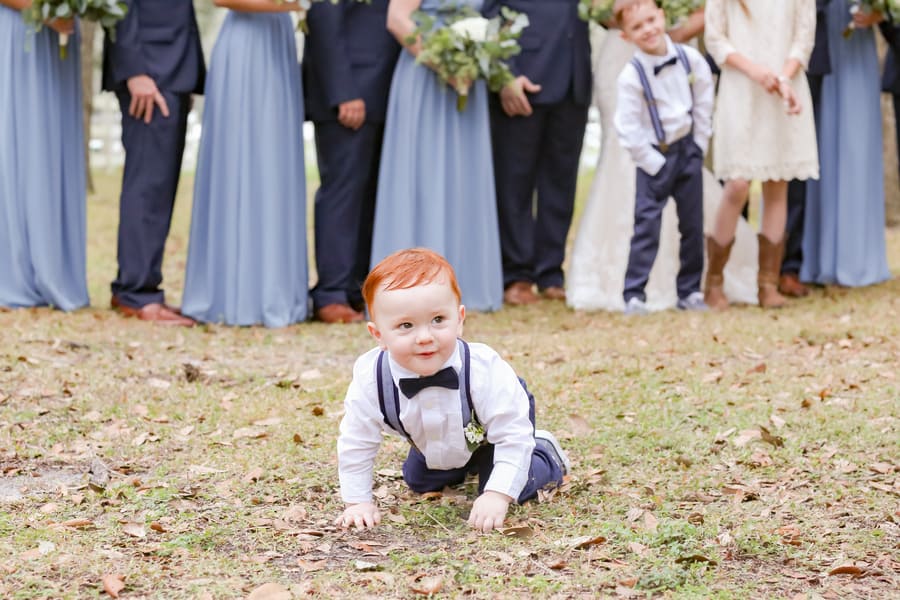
left=367, top=280, right=465, bottom=377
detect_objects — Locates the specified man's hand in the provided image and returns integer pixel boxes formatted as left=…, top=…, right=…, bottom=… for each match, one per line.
left=467, top=491, right=511, bottom=533
left=499, top=75, right=541, bottom=117
left=127, top=75, right=170, bottom=124
left=334, top=502, right=381, bottom=530
left=338, top=99, right=366, bottom=130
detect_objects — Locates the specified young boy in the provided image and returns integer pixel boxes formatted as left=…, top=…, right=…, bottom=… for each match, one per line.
left=334, top=248, right=570, bottom=533
left=613, top=0, right=714, bottom=315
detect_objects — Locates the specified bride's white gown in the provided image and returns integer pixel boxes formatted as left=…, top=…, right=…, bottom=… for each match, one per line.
left=567, top=29, right=758, bottom=312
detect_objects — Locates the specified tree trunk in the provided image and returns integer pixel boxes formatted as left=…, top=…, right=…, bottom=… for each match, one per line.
left=80, top=21, right=96, bottom=194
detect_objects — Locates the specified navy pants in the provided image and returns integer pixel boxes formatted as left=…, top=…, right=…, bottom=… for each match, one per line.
left=311, top=120, right=384, bottom=310
left=624, top=136, right=704, bottom=302
left=783, top=74, right=823, bottom=276
left=401, top=382, right=562, bottom=504
left=490, top=96, right=589, bottom=289
left=112, top=90, right=191, bottom=308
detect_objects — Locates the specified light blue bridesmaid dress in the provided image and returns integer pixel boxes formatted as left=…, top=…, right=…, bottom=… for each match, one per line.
left=0, top=7, right=88, bottom=310
left=370, top=0, right=504, bottom=311
left=182, top=11, right=308, bottom=327
left=801, top=0, right=891, bottom=287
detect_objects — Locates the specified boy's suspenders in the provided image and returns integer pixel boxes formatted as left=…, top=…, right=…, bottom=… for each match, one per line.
left=376, top=339, right=475, bottom=445
left=630, top=44, right=694, bottom=152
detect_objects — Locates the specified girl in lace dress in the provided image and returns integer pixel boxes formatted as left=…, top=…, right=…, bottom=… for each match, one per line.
left=703, top=0, right=819, bottom=309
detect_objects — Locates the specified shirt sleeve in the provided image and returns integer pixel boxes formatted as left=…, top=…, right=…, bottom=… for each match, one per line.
left=788, top=0, right=817, bottom=68
left=703, top=0, right=736, bottom=67
left=336, top=353, right=385, bottom=504
left=614, top=66, right=666, bottom=176
left=687, top=47, right=714, bottom=154
left=470, top=346, right=535, bottom=501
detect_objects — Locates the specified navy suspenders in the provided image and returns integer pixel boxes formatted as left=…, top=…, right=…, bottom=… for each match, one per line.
left=376, top=339, right=475, bottom=445
left=630, top=44, right=694, bottom=153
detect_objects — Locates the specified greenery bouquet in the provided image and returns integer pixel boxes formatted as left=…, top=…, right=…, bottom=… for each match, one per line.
left=22, top=0, right=127, bottom=58
left=660, top=0, right=704, bottom=28
left=410, top=6, right=529, bottom=112
left=578, top=0, right=614, bottom=25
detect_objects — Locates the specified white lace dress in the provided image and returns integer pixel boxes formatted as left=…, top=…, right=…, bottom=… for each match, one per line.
left=705, top=0, right=819, bottom=181
left=566, top=28, right=758, bottom=312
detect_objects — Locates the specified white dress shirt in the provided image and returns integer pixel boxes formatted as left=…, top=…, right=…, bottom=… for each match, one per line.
left=337, top=342, right=536, bottom=504
left=614, top=36, right=714, bottom=176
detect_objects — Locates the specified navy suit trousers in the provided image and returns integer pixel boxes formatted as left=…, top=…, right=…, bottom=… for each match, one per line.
left=400, top=388, right=563, bottom=504
left=624, top=137, right=704, bottom=302
left=311, top=120, right=384, bottom=310
left=783, top=74, right=823, bottom=275
left=111, top=90, right=191, bottom=307
left=490, top=96, right=588, bottom=289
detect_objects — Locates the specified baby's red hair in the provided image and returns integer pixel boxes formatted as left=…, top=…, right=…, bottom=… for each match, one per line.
left=362, top=248, right=462, bottom=316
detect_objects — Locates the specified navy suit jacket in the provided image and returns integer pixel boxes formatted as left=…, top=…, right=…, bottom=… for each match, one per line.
left=483, top=0, right=591, bottom=106
left=808, top=0, right=832, bottom=76
left=880, top=21, right=900, bottom=93
left=303, top=0, right=401, bottom=123
left=102, top=0, right=205, bottom=95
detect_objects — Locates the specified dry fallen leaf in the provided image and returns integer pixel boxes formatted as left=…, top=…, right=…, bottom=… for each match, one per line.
left=497, top=526, right=533, bottom=539
left=60, top=518, right=94, bottom=529
left=733, top=429, right=761, bottom=447
left=410, top=574, right=443, bottom=596
left=102, top=573, right=125, bottom=598
left=297, top=559, right=327, bottom=573
left=571, top=535, right=606, bottom=550
left=121, top=522, right=146, bottom=538
left=828, top=565, right=865, bottom=578
left=354, top=560, right=379, bottom=572
left=233, top=427, right=267, bottom=440
left=759, top=426, right=784, bottom=448
left=702, top=371, right=723, bottom=384
left=246, top=582, right=292, bottom=600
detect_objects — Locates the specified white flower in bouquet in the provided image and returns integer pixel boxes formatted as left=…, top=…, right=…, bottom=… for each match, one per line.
left=411, top=6, right=529, bottom=111
left=449, top=16, right=489, bottom=43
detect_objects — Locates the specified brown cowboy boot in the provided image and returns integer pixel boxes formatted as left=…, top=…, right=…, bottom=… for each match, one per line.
left=704, top=235, right=733, bottom=311
left=757, top=234, right=787, bottom=308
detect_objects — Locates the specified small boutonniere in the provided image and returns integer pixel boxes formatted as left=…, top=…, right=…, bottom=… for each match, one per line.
left=463, top=414, right=486, bottom=452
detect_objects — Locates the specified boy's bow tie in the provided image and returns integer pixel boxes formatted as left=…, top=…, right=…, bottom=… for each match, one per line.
left=399, top=367, right=459, bottom=397
left=654, top=55, right=678, bottom=75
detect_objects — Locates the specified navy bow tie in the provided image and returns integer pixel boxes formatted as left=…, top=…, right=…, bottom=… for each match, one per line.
left=654, top=55, right=678, bottom=75
left=399, top=366, right=459, bottom=398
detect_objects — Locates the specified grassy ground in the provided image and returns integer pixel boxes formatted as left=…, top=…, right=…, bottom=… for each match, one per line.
left=1, top=170, right=898, bottom=599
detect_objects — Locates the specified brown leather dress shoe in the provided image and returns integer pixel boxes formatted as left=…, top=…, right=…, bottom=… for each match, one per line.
left=111, top=296, right=196, bottom=327
left=540, top=286, right=566, bottom=301
left=778, top=273, right=810, bottom=298
left=315, top=303, right=364, bottom=324
left=503, top=281, right=539, bottom=305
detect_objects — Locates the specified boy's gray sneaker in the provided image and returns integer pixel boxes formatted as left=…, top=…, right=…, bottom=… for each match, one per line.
left=623, top=296, right=649, bottom=316
left=534, top=429, right=571, bottom=475
left=676, top=291, right=708, bottom=312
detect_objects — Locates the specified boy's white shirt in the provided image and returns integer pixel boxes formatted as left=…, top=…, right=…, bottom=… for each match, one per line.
left=337, top=342, right=535, bottom=504
left=614, top=35, right=715, bottom=176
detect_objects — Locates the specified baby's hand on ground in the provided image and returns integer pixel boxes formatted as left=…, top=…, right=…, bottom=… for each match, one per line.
left=467, top=491, right=511, bottom=533
left=335, top=502, right=381, bottom=530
